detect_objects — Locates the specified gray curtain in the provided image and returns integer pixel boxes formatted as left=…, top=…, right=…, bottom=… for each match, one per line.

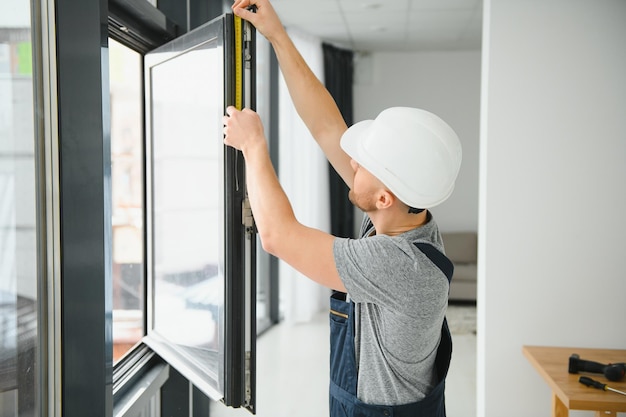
left=323, top=43, right=355, bottom=238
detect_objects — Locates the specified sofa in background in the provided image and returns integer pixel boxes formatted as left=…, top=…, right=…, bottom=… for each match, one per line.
left=441, top=232, right=477, bottom=302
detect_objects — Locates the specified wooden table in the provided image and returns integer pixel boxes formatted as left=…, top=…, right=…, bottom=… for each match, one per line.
left=523, top=346, right=626, bottom=417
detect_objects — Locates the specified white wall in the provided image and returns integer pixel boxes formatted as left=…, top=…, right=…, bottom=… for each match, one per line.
left=353, top=50, right=481, bottom=232
left=479, top=1, right=626, bottom=416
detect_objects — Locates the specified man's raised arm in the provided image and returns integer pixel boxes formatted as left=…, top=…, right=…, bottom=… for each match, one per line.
left=232, top=0, right=354, bottom=189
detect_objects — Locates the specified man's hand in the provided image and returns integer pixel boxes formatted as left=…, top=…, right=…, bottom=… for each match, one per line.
left=223, top=106, right=266, bottom=154
left=232, top=0, right=286, bottom=43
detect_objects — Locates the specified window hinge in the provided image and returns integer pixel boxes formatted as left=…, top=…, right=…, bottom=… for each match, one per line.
left=242, top=197, right=255, bottom=233
left=244, top=350, right=252, bottom=410
left=244, top=20, right=252, bottom=42
left=244, top=21, right=252, bottom=69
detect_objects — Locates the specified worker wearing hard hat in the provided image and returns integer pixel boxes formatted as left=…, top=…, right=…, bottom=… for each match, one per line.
left=224, top=1, right=462, bottom=416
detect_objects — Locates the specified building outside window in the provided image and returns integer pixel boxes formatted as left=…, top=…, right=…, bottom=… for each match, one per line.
left=109, top=38, right=145, bottom=363
left=0, top=0, right=38, bottom=415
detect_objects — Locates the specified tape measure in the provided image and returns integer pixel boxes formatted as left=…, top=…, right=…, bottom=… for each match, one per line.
left=234, top=15, right=243, bottom=110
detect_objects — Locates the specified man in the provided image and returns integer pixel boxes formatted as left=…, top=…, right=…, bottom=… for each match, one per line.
left=224, top=1, right=462, bottom=415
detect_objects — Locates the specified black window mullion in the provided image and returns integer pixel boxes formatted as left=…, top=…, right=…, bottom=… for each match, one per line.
left=56, top=0, right=112, bottom=415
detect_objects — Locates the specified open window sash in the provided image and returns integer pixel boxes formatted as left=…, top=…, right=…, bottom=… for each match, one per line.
left=143, top=13, right=256, bottom=412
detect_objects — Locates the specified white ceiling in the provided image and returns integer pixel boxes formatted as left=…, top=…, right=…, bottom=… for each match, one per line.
left=270, top=0, right=483, bottom=52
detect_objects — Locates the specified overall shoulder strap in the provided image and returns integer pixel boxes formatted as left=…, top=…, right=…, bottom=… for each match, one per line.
left=414, top=242, right=454, bottom=384
left=413, top=242, right=454, bottom=283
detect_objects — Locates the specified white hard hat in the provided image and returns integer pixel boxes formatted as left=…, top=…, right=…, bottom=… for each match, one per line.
left=340, top=107, right=462, bottom=209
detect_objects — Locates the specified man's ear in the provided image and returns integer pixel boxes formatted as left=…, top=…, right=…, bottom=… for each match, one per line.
left=376, top=189, right=395, bottom=210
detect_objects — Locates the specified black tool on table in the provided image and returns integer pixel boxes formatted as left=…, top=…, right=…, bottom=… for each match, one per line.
left=579, top=376, right=626, bottom=397
left=569, top=353, right=626, bottom=382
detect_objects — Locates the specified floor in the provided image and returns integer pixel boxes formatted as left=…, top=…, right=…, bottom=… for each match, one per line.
left=210, top=303, right=477, bottom=417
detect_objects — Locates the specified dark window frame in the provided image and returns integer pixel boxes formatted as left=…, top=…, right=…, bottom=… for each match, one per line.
left=142, top=13, right=256, bottom=409
left=106, top=0, right=276, bottom=415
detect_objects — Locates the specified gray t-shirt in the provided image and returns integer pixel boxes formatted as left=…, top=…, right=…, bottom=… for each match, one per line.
left=332, top=213, right=449, bottom=406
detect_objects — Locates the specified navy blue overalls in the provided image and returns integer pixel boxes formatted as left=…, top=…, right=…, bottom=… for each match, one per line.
left=329, top=242, right=454, bottom=417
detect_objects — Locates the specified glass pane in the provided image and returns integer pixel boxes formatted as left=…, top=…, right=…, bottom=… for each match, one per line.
left=109, top=38, right=145, bottom=363
left=0, top=1, right=38, bottom=415
left=149, top=35, right=226, bottom=392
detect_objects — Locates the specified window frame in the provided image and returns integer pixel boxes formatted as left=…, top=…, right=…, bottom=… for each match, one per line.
left=107, top=0, right=268, bottom=414
left=142, top=13, right=256, bottom=409
left=34, top=0, right=279, bottom=413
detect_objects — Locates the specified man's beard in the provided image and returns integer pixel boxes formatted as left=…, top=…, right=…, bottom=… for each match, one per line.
left=348, top=189, right=377, bottom=213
